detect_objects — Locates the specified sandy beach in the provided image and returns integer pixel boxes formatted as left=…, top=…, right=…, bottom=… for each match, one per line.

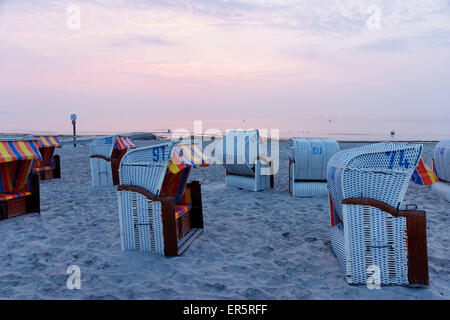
left=0, top=139, right=448, bottom=300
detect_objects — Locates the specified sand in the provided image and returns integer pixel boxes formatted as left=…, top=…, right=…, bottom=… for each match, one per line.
left=0, top=140, right=448, bottom=300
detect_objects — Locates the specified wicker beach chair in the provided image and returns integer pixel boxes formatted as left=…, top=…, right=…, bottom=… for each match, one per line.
left=327, top=142, right=429, bottom=286
left=31, top=136, right=62, bottom=180
left=432, top=140, right=450, bottom=202
left=216, top=129, right=274, bottom=192
left=0, top=137, right=41, bottom=221
left=90, top=135, right=136, bottom=186
left=289, top=138, right=339, bottom=197
left=117, top=141, right=209, bottom=256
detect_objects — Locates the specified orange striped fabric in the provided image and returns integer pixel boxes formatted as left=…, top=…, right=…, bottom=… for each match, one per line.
left=168, top=144, right=209, bottom=174
left=0, top=191, right=31, bottom=201
left=35, top=136, right=62, bottom=148
left=114, top=136, right=136, bottom=151
left=0, top=140, right=42, bottom=164
left=411, top=157, right=439, bottom=186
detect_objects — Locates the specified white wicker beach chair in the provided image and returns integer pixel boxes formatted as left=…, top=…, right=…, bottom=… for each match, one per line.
left=327, top=142, right=429, bottom=286
left=215, top=129, right=274, bottom=192
left=289, top=138, right=339, bottom=197
left=117, top=141, right=208, bottom=256
left=432, top=140, right=450, bottom=202
left=89, top=135, right=136, bottom=187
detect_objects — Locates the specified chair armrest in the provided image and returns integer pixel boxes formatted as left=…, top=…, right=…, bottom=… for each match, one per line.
left=90, top=154, right=110, bottom=161
left=342, top=197, right=426, bottom=218
left=342, top=197, right=428, bottom=285
left=118, top=184, right=178, bottom=256
left=117, top=185, right=174, bottom=203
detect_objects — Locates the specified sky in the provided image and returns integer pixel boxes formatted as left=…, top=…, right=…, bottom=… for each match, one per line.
left=0, top=0, right=449, bottom=139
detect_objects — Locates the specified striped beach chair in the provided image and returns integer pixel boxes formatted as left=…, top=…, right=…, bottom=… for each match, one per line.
left=31, top=136, right=62, bottom=181
left=89, top=135, right=136, bottom=186
left=117, top=141, right=209, bottom=256
left=289, top=138, right=339, bottom=197
left=0, top=137, right=41, bottom=221
left=216, top=129, right=274, bottom=192
left=432, top=140, right=450, bottom=202
left=327, top=142, right=429, bottom=286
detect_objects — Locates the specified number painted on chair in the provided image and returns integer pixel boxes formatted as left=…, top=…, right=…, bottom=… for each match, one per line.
left=153, top=147, right=159, bottom=161
left=152, top=146, right=166, bottom=161
left=386, top=151, right=409, bottom=169
left=312, top=147, right=322, bottom=155
left=398, top=150, right=410, bottom=168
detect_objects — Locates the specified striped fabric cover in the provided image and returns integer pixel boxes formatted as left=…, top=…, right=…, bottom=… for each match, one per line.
left=0, top=139, right=42, bottom=164
left=411, top=157, right=439, bottom=185
left=0, top=191, right=31, bottom=201
left=0, top=137, right=42, bottom=194
left=32, top=136, right=61, bottom=172
left=175, top=204, right=191, bottom=219
left=168, top=143, right=209, bottom=174
left=114, top=136, right=136, bottom=151
left=35, top=136, right=62, bottom=148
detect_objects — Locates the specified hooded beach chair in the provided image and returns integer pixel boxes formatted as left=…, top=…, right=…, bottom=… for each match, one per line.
left=31, top=136, right=62, bottom=180
left=327, top=142, right=429, bottom=286
left=89, top=135, right=136, bottom=186
left=0, top=137, right=41, bottom=221
left=432, top=140, right=450, bottom=202
left=215, top=129, right=274, bottom=192
left=289, top=138, right=339, bottom=197
left=117, top=141, right=209, bottom=256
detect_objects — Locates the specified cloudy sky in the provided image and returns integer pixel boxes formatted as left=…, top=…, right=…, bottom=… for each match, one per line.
left=0, top=0, right=449, bottom=137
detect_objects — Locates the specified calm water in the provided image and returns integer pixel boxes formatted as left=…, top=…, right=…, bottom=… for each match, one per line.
left=4, top=118, right=449, bottom=142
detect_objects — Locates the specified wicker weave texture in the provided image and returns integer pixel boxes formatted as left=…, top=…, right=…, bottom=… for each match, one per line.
left=327, top=142, right=422, bottom=285
left=434, top=140, right=450, bottom=182
left=117, top=142, right=175, bottom=253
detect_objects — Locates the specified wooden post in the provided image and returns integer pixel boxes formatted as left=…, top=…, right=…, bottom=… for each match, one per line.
left=70, top=114, right=77, bottom=147
left=72, top=119, right=77, bottom=147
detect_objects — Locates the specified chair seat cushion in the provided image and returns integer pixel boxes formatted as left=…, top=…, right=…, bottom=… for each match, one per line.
left=0, top=192, right=32, bottom=201
left=175, top=204, right=191, bottom=219
left=32, top=165, right=55, bottom=173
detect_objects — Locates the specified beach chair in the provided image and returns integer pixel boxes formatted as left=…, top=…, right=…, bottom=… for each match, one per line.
left=31, top=136, right=62, bottom=180
left=216, top=129, right=274, bottom=192
left=117, top=141, right=209, bottom=256
left=432, top=140, right=450, bottom=202
left=289, top=138, right=339, bottom=197
left=0, top=137, right=41, bottom=221
left=89, top=135, right=136, bottom=186
left=327, top=142, right=429, bottom=286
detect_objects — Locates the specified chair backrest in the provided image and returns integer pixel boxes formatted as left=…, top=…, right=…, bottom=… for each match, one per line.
left=216, top=129, right=267, bottom=176
left=90, top=135, right=136, bottom=159
left=289, top=138, right=340, bottom=181
left=327, top=142, right=422, bottom=221
left=90, top=135, right=118, bottom=159
left=434, top=140, right=450, bottom=183
left=119, top=141, right=175, bottom=196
